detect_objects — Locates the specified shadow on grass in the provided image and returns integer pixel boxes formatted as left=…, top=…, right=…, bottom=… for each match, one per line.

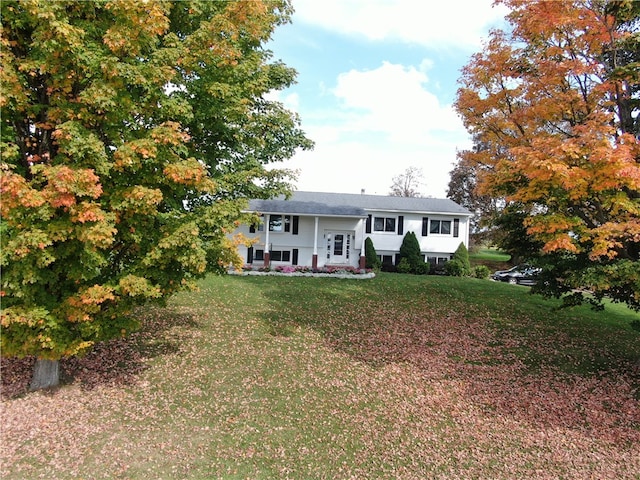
left=256, top=276, right=640, bottom=443
left=1, top=309, right=199, bottom=400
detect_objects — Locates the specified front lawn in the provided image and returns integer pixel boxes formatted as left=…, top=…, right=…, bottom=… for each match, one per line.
left=2, top=274, right=639, bottom=479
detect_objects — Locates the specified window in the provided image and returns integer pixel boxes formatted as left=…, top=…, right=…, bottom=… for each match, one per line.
left=249, top=218, right=264, bottom=233
left=426, top=256, right=450, bottom=266
left=379, top=254, right=395, bottom=265
left=270, top=250, right=290, bottom=262
left=373, top=216, right=396, bottom=232
left=255, top=249, right=291, bottom=262
left=430, top=219, right=452, bottom=235
left=268, top=215, right=296, bottom=233
left=269, top=215, right=283, bottom=232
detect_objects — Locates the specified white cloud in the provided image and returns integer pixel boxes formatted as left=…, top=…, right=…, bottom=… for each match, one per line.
left=279, top=61, right=472, bottom=198
left=332, top=62, right=461, bottom=143
left=269, top=1, right=507, bottom=198
left=291, top=0, right=509, bottom=50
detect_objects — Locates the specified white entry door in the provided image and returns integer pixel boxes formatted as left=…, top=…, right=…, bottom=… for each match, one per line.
left=326, top=231, right=351, bottom=264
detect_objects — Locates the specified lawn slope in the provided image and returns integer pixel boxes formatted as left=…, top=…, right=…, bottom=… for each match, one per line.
left=2, top=274, right=639, bottom=479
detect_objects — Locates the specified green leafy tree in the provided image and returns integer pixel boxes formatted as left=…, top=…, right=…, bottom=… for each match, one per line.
left=364, top=237, right=381, bottom=270
left=0, top=0, right=312, bottom=390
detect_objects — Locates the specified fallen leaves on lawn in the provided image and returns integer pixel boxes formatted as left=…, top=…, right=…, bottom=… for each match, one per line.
left=1, top=277, right=639, bottom=479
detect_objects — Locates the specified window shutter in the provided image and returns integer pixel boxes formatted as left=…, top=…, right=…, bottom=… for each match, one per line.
left=366, top=215, right=372, bottom=234
left=422, top=217, right=429, bottom=236
left=292, top=216, right=299, bottom=235
left=453, top=219, right=460, bottom=238
left=292, top=248, right=299, bottom=265
left=247, top=247, right=254, bottom=263
left=397, top=216, right=404, bottom=235
left=249, top=224, right=256, bottom=233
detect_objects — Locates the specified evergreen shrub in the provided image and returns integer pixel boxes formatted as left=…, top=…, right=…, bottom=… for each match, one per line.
left=364, top=237, right=382, bottom=270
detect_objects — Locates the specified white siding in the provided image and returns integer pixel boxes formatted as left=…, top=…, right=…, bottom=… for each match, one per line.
left=232, top=206, right=471, bottom=269
left=366, top=212, right=470, bottom=259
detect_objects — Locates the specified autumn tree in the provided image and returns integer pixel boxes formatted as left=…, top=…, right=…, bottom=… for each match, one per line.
left=389, top=166, right=425, bottom=197
left=455, top=0, right=640, bottom=311
left=0, top=0, right=312, bottom=390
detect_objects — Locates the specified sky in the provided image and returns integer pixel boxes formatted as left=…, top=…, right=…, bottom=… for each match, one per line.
left=266, top=0, right=510, bottom=198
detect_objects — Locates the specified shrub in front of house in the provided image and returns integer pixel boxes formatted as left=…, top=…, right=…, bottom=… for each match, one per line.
left=473, top=265, right=491, bottom=279
left=364, top=237, right=382, bottom=270
left=397, top=258, right=412, bottom=274
left=275, top=265, right=297, bottom=273
left=444, top=259, right=466, bottom=277
left=414, top=261, right=430, bottom=275
left=381, top=262, right=398, bottom=273
left=399, top=231, right=428, bottom=274
left=451, top=242, right=471, bottom=276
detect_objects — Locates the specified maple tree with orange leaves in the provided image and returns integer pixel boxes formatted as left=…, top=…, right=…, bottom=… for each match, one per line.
left=0, top=0, right=312, bottom=389
left=455, top=0, right=640, bottom=311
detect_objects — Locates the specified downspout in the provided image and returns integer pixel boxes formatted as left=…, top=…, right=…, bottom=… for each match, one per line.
left=264, top=214, right=271, bottom=267
left=359, top=217, right=366, bottom=270
left=312, top=216, right=319, bottom=269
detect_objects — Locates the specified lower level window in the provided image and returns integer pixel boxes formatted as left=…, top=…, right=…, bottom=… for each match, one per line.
left=254, top=249, right=291, bottom=262
left=379, top=254, right=395, bottom=265
left=426, top=255, right=451, bottom=266
left=269, top=250, right=291, bottom=262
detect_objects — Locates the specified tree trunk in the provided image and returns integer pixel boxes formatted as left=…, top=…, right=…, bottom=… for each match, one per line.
left=30, top=359, right=60, bottom=391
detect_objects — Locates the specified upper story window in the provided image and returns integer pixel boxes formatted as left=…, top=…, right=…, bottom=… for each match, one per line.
left=269, top=215, right=295, bottom=233
left=269, top=215, right=284, bottom=232
left=251, top=215, right=298, bottom=234
left=373, top=216, right=396, bottom=233
left=430, top=219, right=451, bottom=235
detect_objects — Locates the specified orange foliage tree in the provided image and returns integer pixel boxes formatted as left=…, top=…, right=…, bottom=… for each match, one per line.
left=0, top=0, right=312, bottom=389
left=455, top=0, right=640, bottom=310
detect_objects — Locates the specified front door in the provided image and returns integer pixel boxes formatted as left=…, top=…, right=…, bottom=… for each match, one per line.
left=326, top=231, right=351, bottom=264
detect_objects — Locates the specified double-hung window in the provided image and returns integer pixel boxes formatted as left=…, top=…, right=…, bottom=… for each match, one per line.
left=373, top=216, right=396, bottom=233
left=269, top=215, right=295, bottom=232
left=269, top=215, right=284, bottom=232
left=430, top=219, right=451, bottom=235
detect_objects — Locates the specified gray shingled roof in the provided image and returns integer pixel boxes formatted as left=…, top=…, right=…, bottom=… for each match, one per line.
left=246, top=191, right=472, bottom=217
left=248, top=198, right=366, bottom=217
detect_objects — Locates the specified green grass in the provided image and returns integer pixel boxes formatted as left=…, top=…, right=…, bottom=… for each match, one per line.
left=3, top=273, right=639, bottom=479
left=469, top=247, right=512, bottom=271
left=469, top=248, right=512, bottom=263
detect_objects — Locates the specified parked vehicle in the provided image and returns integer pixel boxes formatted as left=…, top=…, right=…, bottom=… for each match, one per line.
left=492, top=265, right=541, bottom=285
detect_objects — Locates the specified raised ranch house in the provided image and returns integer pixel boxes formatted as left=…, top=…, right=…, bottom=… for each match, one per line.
left=235, top=191, right=473, bottom=271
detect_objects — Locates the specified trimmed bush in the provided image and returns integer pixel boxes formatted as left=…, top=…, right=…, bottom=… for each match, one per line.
left=397, top=258, right=412, bottom=274
left=473, top=265, right=491, bottom=279
left=444, top=259, right=466, bottom=277
left=452, top=242, right=471, bottom=276
left=399, top=231, right=427, bottom=274
left=364, top=237, right=382, bottom=270
left=414, top=262, right=430, bottom=275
